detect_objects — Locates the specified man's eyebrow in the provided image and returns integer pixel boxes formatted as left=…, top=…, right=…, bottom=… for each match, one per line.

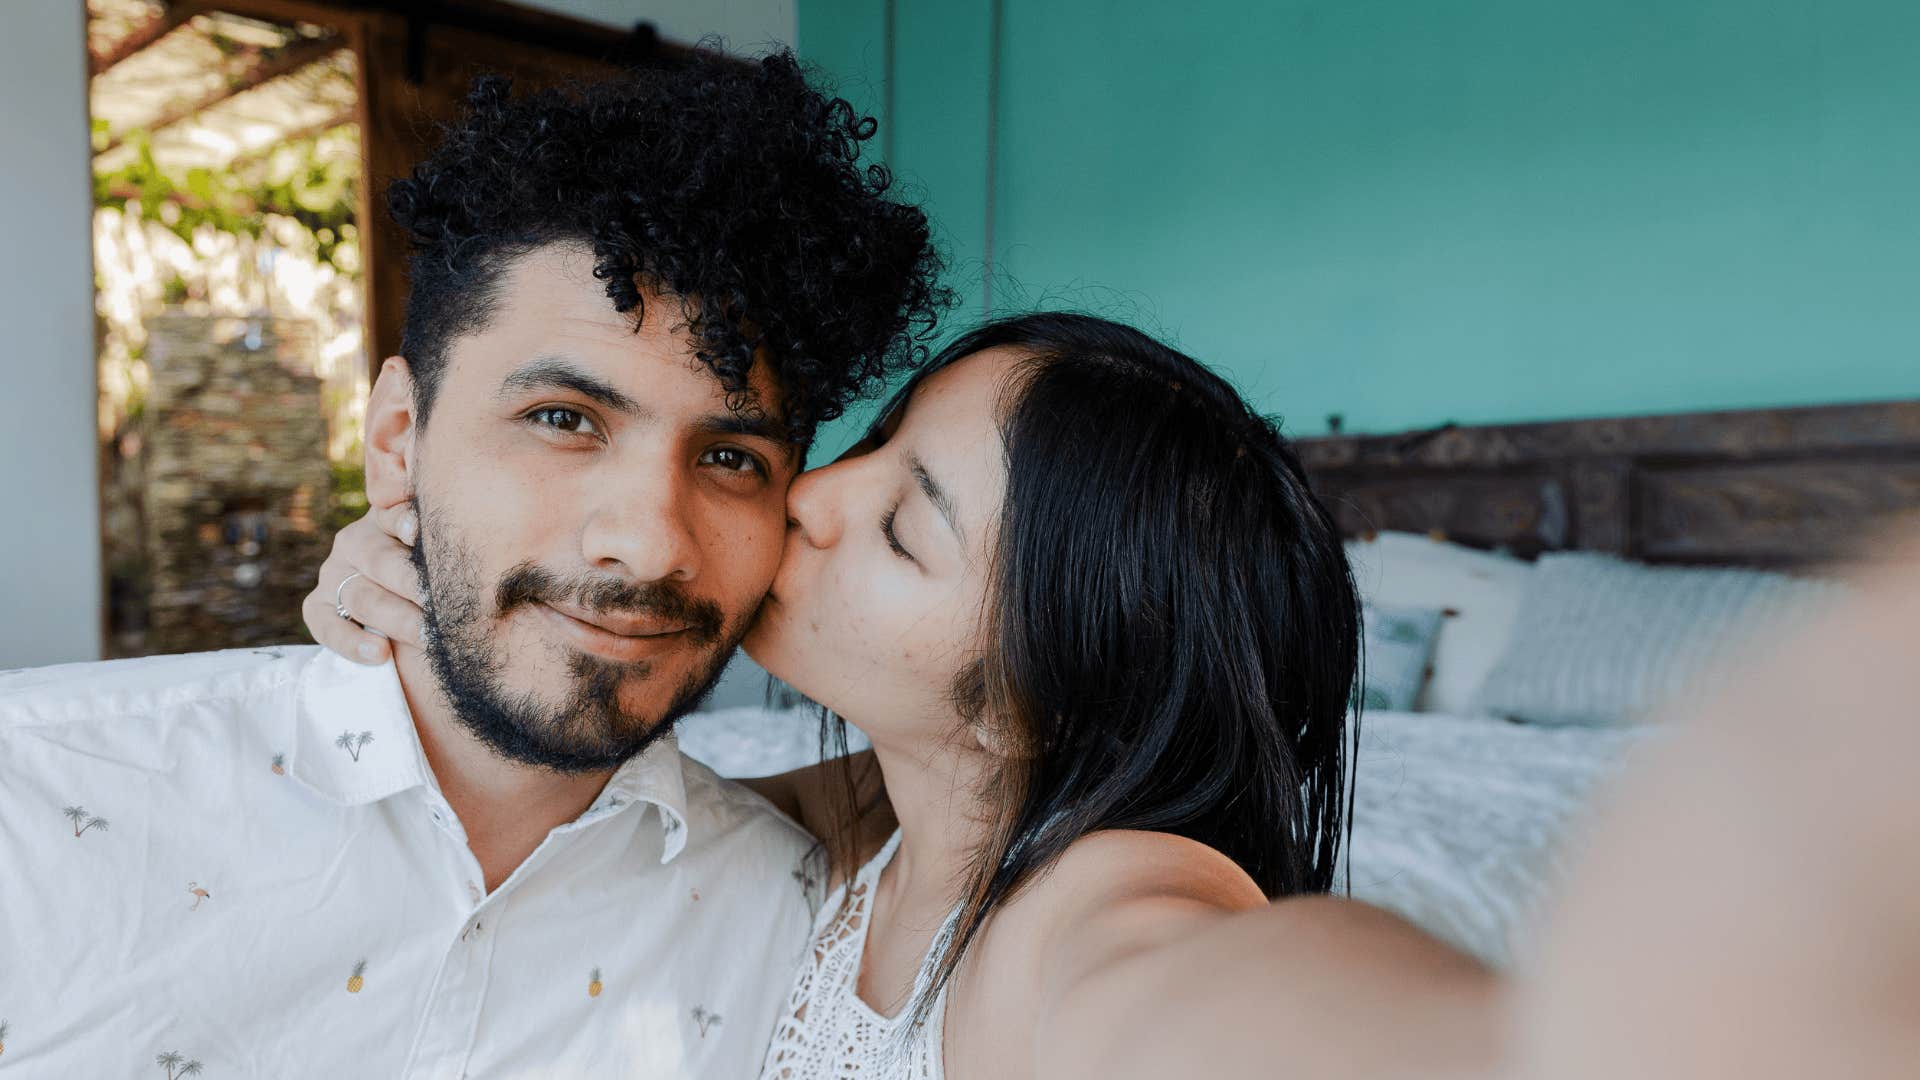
left=696, top=412, right=799, bottom=462
left=908, top=453, right=963, bottom=545
left=497, top=357, right=642, bottom=416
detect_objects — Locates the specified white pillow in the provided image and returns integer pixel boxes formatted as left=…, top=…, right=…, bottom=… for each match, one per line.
left=1469, top=552, right=1839, bottom=727
left=1359, top=604, right=1446, bottom=712
left=1344, top=532, right=1533, bottom=714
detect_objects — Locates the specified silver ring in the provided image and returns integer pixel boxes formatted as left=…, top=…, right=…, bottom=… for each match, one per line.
left=334, top=571, right=364, bottom=622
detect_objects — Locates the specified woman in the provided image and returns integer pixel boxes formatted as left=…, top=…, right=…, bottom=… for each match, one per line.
left=306, top=312, right=1498, bottom=1078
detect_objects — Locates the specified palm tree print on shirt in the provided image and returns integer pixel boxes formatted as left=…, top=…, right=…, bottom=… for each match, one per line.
left=156, top=1050, right=204, bottom=1078
left=334, top=730, right=374, bottom=762
left=691, top=1006, right=722, bottom=1038
left=63, top=805, right=109, bottom=837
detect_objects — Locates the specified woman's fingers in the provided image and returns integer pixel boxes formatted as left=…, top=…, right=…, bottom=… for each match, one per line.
left=301, top=509, right=429, bottom=664
left=302, top=580, right=392, bottom=664
left=374, top=501, right=419, bottom=548
left=336, top=569, right=427, bottom=648
left=346, top=520, right=428, bottom=611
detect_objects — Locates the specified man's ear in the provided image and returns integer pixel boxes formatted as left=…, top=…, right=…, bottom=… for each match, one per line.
left=364, top=356, right=418, bottom=511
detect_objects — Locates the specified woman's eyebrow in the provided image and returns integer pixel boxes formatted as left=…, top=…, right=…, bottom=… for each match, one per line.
left=908, top=453, right=963, bottom=545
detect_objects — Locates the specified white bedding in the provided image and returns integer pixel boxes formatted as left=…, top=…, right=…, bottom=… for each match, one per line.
left=1342, top=710, right=1648, bottom=964
left=676, top=706, right=1649, bottom=966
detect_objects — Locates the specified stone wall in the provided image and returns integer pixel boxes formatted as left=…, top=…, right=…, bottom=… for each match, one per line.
left=128, top=313, right=332, bottom=655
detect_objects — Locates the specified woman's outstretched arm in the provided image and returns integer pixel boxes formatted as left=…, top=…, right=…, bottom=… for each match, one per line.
left=1024, top=833, right=1504, bottom=1080
left=1510, top=529, right=1920, bottom=1079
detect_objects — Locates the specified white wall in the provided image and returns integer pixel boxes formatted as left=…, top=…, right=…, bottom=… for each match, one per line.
left=0, top=6, right=102, bottom=668
left=522, top=0, right=797, bottom=54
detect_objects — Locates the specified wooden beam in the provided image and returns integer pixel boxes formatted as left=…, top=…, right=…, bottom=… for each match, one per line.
left=223, top=105, right=357, bottom=168
left=97, top=32, right=348, bottom=156
left=90, top=0, right=217, bottom=77
left=211, top=0, right=701, bottom=67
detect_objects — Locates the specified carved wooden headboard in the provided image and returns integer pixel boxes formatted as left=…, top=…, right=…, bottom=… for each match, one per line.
left=1292, top=400, right=1920, bottom=569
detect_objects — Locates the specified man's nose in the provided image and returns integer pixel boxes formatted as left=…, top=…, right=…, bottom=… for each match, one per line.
left=784, top=462, right=846, bottom=551
left=579, top=472, right=700, bottom=583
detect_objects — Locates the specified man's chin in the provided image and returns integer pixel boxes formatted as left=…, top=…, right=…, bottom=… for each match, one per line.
left=428, top=642, right=723, bottom=773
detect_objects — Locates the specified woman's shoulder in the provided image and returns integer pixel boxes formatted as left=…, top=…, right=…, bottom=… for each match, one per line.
left=989, top=829, right=1266, bottom=962
left=1042, top=829, right=1266, bottom=907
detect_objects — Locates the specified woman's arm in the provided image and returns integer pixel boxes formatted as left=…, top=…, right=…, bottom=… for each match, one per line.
left=1510, top=530, right=1920, bottom=1079
left=1027, top=833, right=1503, bottom=1080
left=735, top=749, right=879, bottom=840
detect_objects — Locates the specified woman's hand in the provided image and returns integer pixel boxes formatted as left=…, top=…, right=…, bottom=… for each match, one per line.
left=301, top=503, right=427, bottom=664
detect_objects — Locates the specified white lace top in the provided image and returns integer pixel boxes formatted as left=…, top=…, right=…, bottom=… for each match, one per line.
left=760, top=830, right=959, bottom=1079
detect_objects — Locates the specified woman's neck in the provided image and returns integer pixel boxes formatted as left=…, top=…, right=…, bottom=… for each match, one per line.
left=864, top=729, right=998, bottom=912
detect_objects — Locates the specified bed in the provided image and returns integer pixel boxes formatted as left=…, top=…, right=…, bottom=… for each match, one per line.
left=679, top=397, right=1920, bottom=964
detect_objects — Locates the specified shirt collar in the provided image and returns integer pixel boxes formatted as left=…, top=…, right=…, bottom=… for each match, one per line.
left=291, top=650, right=694, bottom=862
left=291, top=649, right=429, bottom=806
left=585, top=733, right=693, bottom=864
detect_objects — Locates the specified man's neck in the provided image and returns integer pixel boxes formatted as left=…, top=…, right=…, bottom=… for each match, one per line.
left=392, top=643, right=617, bottom=891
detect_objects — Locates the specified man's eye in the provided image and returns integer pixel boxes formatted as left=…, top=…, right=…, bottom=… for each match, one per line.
left=701, top=447, right=767, bottom=477
left=528, top=407, right=599, bottom=436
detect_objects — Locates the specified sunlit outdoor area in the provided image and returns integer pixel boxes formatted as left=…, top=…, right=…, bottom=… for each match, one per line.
left=89, top=0, right=366, bottom=656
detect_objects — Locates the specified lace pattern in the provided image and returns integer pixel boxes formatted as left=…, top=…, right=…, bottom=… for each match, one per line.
left=759, top=830, right=955, bottom=1079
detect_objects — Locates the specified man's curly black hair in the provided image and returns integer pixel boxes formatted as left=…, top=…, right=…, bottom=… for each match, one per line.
left=387, top=48, right=950, bottom=446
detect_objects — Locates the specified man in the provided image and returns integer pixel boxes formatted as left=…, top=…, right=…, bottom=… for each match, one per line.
left=0, top=50, right=945, bottom=1077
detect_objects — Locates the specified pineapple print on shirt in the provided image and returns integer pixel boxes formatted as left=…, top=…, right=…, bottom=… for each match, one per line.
left=347, top=959, right=367, bottom=993
left=588, top=968, right=603, bottom=998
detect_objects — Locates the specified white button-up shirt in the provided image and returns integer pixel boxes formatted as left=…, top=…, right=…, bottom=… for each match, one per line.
left=0, top=646, right=816, bottom=1078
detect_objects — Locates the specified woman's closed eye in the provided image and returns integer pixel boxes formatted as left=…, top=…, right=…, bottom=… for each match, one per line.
left=880, top=505, right=914, bottom=562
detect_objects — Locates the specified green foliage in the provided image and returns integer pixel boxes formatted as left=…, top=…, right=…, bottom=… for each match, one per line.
left=329, top=459, right=368, bottom=534
left=94, top=128, right=360, bottom=273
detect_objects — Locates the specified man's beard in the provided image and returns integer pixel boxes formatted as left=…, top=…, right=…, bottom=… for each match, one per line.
left=408, top=499, right=743, bottom=773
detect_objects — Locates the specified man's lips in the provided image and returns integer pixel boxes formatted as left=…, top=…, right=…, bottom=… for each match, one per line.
left=530, top=600, right=690, bottom=663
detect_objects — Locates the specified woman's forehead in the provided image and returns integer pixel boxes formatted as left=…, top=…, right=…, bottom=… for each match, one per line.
left=899, top=347, right=1028, bottom=427
left=894, top=348, right=1027, bottom=536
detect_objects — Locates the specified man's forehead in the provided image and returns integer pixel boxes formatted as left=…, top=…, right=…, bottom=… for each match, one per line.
left=482, top=244, right=787, bottom=424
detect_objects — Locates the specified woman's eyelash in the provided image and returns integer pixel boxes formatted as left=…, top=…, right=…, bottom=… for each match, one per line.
left=880, top=506, right=914, bottom=561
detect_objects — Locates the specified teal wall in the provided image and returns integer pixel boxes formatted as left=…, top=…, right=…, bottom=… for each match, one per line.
left=798, top=0, right=1920, bottom=451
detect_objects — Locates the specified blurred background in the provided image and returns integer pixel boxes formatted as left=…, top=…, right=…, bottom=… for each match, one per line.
left=3, top=1, right=1916, bottom=690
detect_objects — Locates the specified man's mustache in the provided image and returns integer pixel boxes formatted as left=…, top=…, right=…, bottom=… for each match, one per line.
left=494, top=562, right=725, bottom=646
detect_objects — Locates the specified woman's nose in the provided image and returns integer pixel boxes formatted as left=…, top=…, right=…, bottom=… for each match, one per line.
left=784, top=463, right=845, bottom=550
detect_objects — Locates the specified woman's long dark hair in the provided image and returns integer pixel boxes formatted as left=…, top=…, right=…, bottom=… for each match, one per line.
left=816, top=311, right=1361, bottom=1030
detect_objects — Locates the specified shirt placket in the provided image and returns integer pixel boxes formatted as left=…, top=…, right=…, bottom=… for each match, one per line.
left=400, top=791, right=628, bottom=1078
left=401, top=790, right=512, bottom=1080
